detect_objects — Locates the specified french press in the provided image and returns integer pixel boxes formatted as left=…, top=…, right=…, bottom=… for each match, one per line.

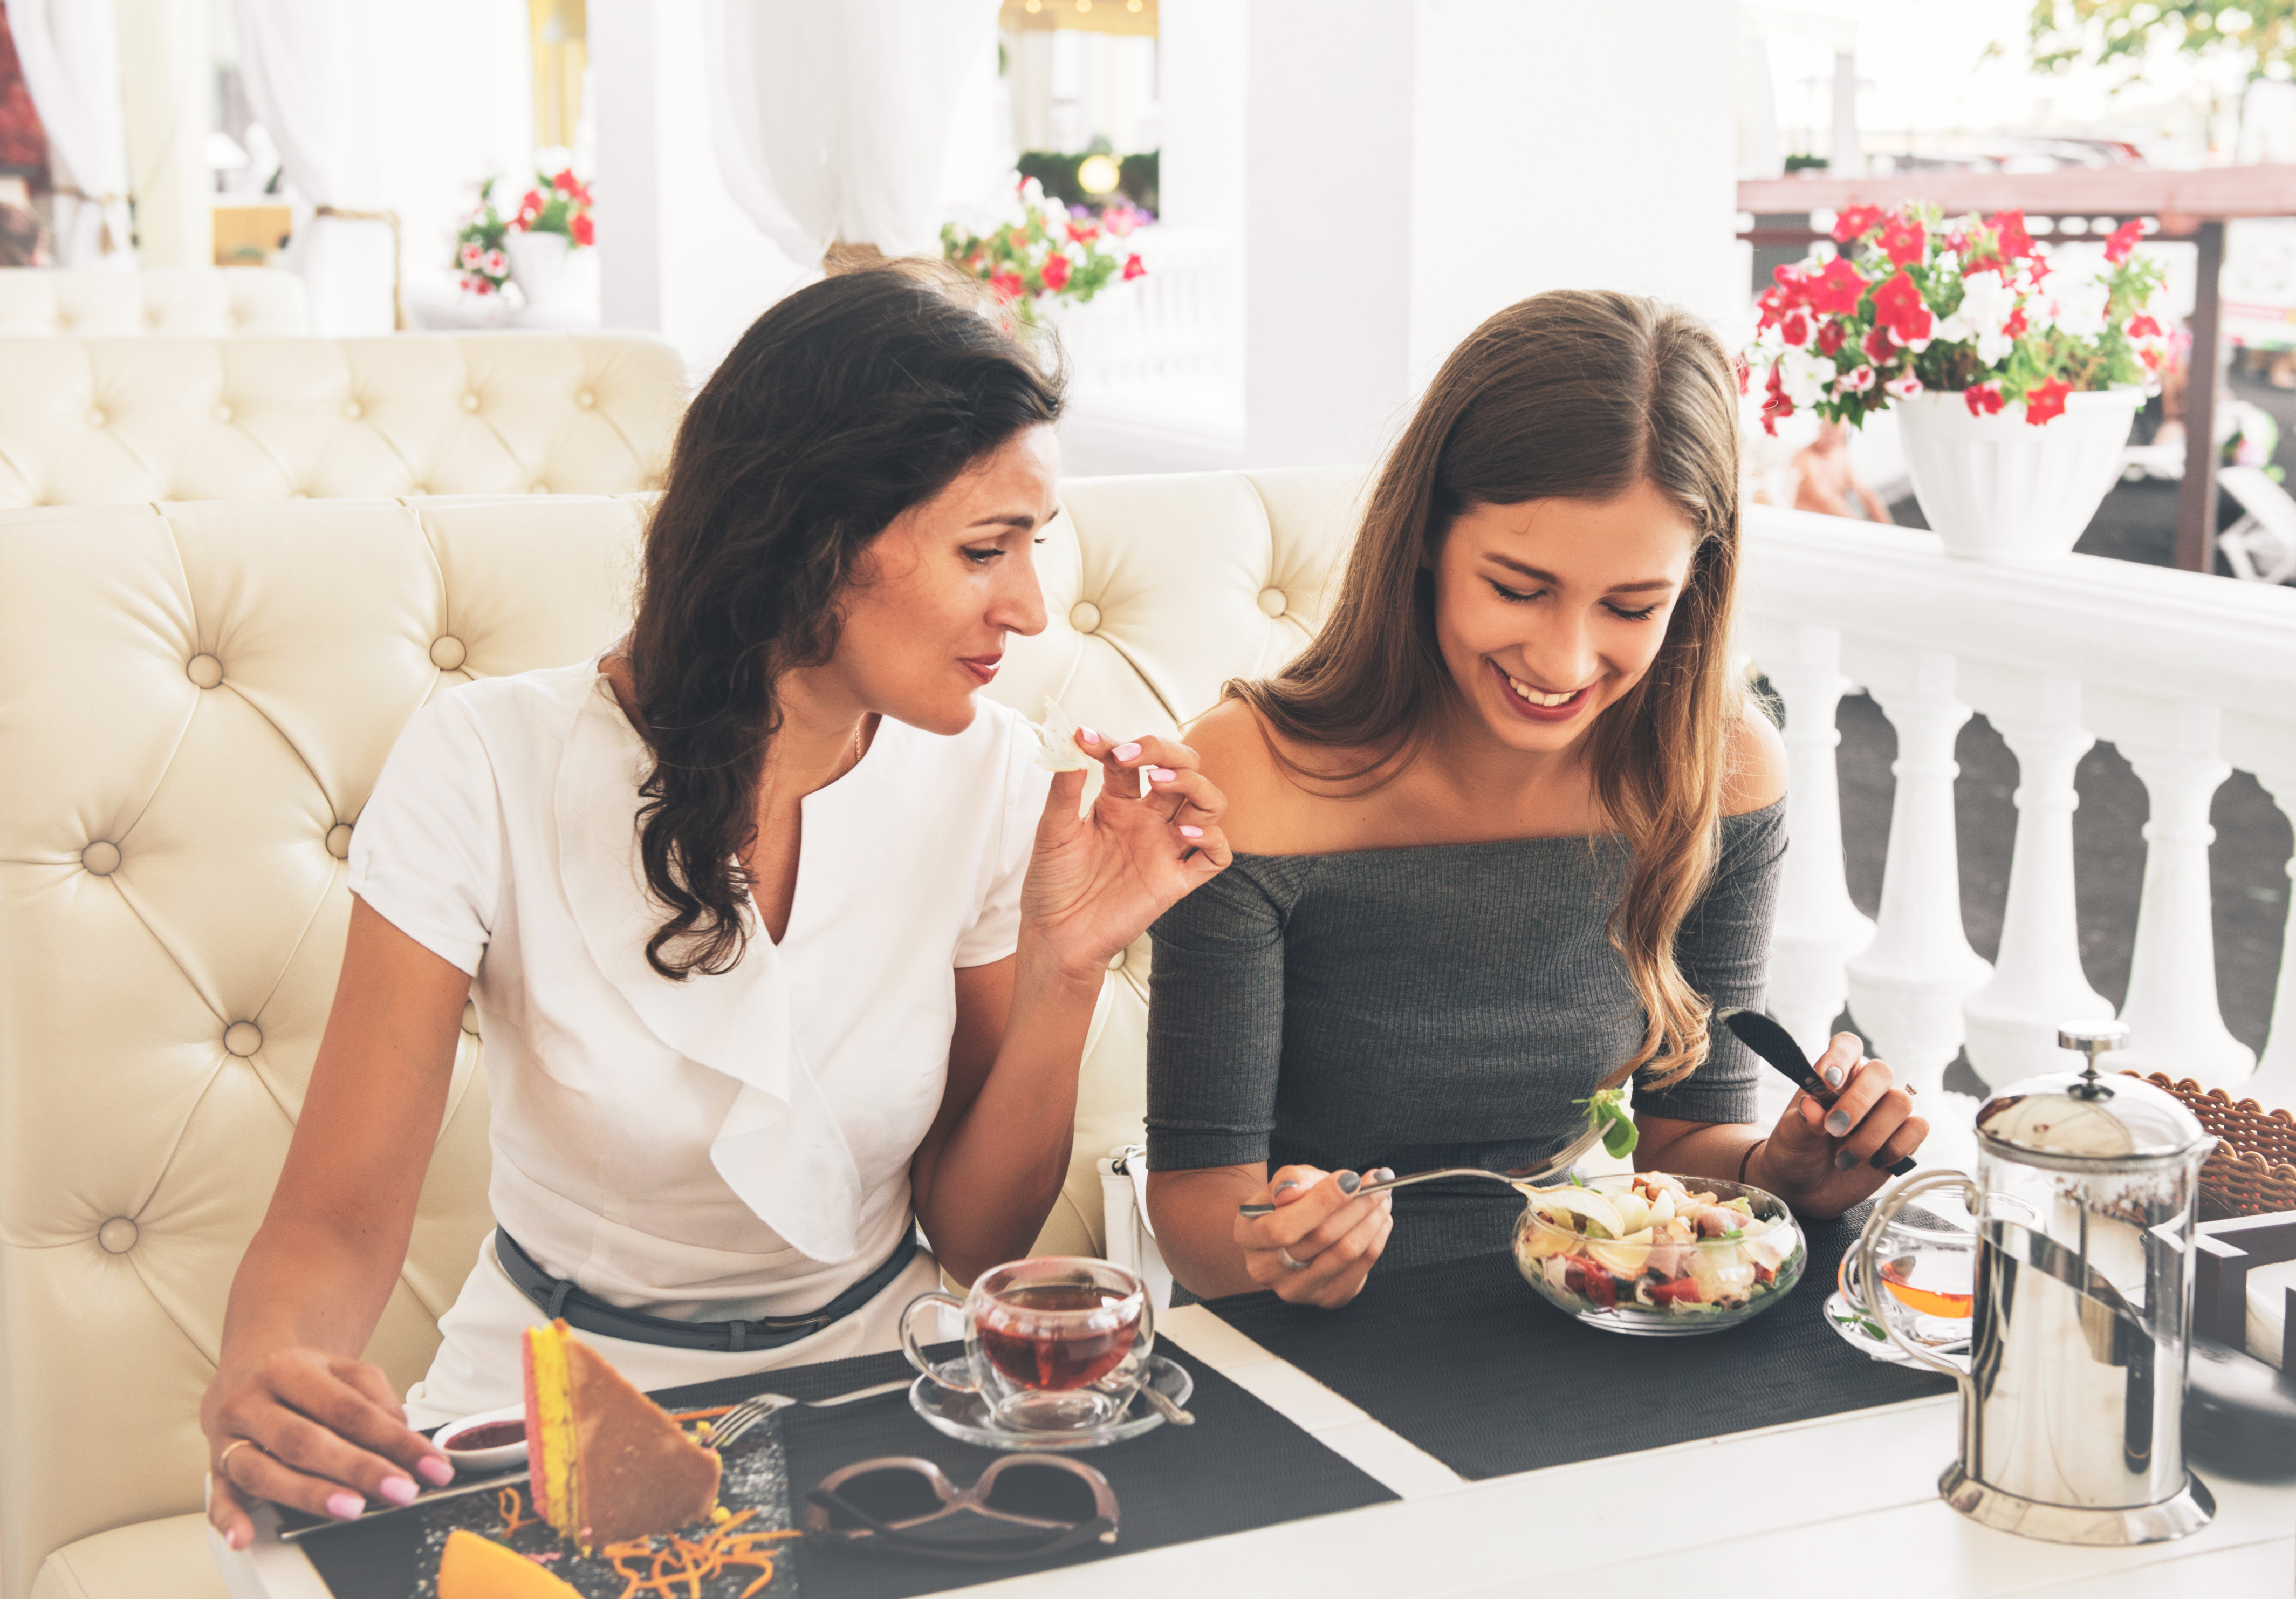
left=1855, top=1022, right=2217, bottom=1546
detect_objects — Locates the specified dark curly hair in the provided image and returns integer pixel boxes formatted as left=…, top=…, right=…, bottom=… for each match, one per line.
left=626, top=261, right=1065, bottom=979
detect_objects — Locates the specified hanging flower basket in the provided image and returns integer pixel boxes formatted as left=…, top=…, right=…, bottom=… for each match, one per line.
left=1745, top=204, right=2170, bottom=562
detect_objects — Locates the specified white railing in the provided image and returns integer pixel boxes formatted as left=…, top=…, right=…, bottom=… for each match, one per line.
left=1738, top=505, right=2296, bottom=1131
left=1057, top=225, right=1244, bottom=462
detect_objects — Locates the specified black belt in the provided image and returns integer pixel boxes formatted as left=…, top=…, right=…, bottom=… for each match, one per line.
left=494, top=1226, right=921, bottom=1354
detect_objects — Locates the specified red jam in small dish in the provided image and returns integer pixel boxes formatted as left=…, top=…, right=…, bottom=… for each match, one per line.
left=444, top=1420, right=526, bottom=1451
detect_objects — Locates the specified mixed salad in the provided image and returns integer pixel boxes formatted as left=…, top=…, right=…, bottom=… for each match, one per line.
left=1515, top=1171, right=1802, bottom=1317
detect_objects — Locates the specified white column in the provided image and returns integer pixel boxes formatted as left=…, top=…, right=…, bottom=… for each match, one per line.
left=2115, top=706, right=2256, bottom=1086
left=591, top=0, right=807, bottom=380
left=113, top=0, right=211, bottom=268
left=1846, top=651, right=1992, bottom=1097
left=1762, top=625, right=1874, bottom=1061
left=2246, top=767, right=2296, bottom=1106
left=1963, top=676, right=2111, bottom=1089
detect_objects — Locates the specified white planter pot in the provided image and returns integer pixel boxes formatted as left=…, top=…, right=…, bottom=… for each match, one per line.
left=504, top=229, right=575, bottom=312
left=1895, top=386, right=2146, bottom=562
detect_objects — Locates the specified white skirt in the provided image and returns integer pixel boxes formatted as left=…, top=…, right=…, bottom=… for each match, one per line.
left=403, top=1230, right=945, bottom=1430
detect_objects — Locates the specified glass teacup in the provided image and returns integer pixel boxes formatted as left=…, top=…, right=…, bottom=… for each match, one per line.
left=1838, top=1199, right=1979, bottom=1350
left=900, top=1257, right=1153, bottom=1433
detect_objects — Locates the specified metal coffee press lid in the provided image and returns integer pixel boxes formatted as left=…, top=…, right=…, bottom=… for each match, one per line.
left=1974, top=1022, right=2210, bottom=1172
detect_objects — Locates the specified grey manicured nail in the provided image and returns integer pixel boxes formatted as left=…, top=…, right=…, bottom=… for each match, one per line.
left=1835, top=1148, right=1862, bottom=1171
left=1374, top=1167, right=1395, bottom=1181
left=1336, top=1170, right=1362, bottom=1195
left=1825, top=1109, right=1854, bottom=1137
left=1824, top=1064, right=1846, bottom=1088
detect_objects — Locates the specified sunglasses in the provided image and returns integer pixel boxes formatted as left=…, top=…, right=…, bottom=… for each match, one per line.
left=803, top=1455, right=1120, bottom=1563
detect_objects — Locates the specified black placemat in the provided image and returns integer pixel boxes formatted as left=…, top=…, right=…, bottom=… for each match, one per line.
left=294, top=1334, right=1394, bottom=1599
left=1205, top=1205, right=1956, bottom=1481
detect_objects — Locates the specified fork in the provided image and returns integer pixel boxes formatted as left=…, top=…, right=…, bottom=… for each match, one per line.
left=701, top=1376, right=911, bottom=1453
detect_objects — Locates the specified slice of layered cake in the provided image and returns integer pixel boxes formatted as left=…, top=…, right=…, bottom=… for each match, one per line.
left=521, top=1319, right=722, bottom=1552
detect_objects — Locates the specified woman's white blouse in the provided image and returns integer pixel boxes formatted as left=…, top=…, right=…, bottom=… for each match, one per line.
left=347, top=660, right=1048, bottom=1319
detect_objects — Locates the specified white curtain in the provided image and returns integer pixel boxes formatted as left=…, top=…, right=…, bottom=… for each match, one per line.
left=702, top=0, right=1002, bottom=266
left=230, top=0, right=397, bottom=333
left=4, top=0, right=132, bottom=267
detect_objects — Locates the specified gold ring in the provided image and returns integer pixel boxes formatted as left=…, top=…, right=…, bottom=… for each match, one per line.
left=216, top=1438, right=261, bottom=1475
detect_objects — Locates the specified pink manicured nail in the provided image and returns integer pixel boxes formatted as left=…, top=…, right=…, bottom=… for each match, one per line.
left=1148, top=767, right=1177, bottom=782
left=1079, top=727, right=1101, bottom=746
left=1180, top=825, right=1204, bottom=838
left=377, top=1475, right=417, bottom=1506
left=1112, top=742, right=1141, bottom=761
left=417, top=1455, right=455, bottom=1486
left=326, top=1491, right=366, bottom=1520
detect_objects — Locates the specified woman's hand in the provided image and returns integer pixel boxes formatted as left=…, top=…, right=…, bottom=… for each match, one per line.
left=1751, top=1032, right=1927, bottom=1218
left=1020, top=728, right=1230, bottom=983
left=1233, top=1165, right=1395, bottom=1308
left=202, top=1347, right=453, bottom=1549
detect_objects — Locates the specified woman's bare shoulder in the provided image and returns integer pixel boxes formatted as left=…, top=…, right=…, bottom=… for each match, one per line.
left=1182, top=698, right=1337, bottom=856
left=1722, top=697, right=1788, bottom=816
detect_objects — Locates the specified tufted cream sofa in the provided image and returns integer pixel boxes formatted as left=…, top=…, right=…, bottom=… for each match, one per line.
left=0, top=269, right=309, bottom=338
left=0, top=468, right=1362, bottom=1599
left=0, top=334, right=686, bottom=509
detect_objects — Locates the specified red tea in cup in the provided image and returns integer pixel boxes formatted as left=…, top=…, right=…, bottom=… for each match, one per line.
left=975, top=1283, right=1142, bottom=1391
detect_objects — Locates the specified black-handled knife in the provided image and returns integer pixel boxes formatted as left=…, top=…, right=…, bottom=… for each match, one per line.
left=1714, top=1006, right=1918, bottom=1177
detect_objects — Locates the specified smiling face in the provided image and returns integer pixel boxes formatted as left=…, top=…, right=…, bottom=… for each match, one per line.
left=1430, top=478, right=1701, bottom=757
left=814, top=425, right=1061, bottom=736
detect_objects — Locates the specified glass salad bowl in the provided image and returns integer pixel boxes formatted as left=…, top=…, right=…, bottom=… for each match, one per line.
left=1512, top=1171, right=1806, bottom=1336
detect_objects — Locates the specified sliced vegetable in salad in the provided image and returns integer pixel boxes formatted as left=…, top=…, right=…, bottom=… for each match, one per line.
left=1515, top=1171, right=1801, bottom=1316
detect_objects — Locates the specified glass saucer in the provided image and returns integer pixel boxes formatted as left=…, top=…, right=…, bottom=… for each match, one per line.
left=909, top=1354, right=1194, bottom=1451
left=1822, top=1289, right=1966, bottom=1365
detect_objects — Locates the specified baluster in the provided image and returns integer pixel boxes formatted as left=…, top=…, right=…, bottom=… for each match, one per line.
left=2248, top=767, right=2296, bottom=1107
left=1846, top=649, right=1992, bottom=1098
left=1963, top=675, right=2111, bottom=1088
left=1760, top=624, right=1875, bottom=1062
left=2114, top=705, right=2254, bottom=1086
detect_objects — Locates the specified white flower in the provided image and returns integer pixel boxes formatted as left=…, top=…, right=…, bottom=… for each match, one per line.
left=1885, top=373, right=1924, bottom=400
left=1935, top=269, right=2021, bottom=366
left=1779, top=347, right=1835, bottom=408
left=2048, top=271, right=2112, bottom=343
left=1839, top=365, right=1877, bottom=394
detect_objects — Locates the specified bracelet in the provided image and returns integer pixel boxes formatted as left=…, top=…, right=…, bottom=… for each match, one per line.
left=1738, top=1137, right=1768, bottom=1185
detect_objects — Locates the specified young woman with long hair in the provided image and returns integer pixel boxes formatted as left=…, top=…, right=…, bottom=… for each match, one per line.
left=1143, top=290, right=1926, bottom=1308
left=200, top=263, right=1230, bottom=1543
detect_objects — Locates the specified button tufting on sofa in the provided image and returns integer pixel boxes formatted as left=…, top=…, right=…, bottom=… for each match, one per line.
left=222, top=1022, right=262, bottom=1057
left=343, top=400, right=362, bottom=419
left=95, top=1219, right=138, bottom=1255
left=84, top=409, right=105, bottom=428
left=80, top=841, right=120, bottom=876
left=430, top=636, right=468, bottom=670
left=530, top=482, right=550, bottom=495
left=577, top=390, right=595, bottom=408
left=184, top=654, right=223, bottom=689
left=325, top=824, right=353, bottom=860
left=1259, top=587, right=1289, bottom=618
left=1070, top=602, right=1101, bottom=633
left=212, top=404, right=232, bottom=423
left=460, top=393, right=480, bottom=413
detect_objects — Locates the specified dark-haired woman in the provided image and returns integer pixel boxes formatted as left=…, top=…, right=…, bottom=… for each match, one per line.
left=1144, top=290, right=1927, bottom=1309
left=200, top=264, right=1229, bottom=1547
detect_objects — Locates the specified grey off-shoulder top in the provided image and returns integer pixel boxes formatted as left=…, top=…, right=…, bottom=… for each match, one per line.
left=1144, top=798, right=1787, bottom=1273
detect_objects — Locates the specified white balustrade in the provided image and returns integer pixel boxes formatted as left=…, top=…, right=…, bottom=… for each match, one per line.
left=1056, top=226, right=1244, bottom=469
left=1962, top=676, right=2110, bottom=1088
left=1740, top=505, right=2296, bottom=1112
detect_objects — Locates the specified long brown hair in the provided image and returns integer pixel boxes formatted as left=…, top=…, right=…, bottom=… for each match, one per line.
left=1230, top=290, right=1744, bottom=1085
left=627, top=261, right=1064, bottom=979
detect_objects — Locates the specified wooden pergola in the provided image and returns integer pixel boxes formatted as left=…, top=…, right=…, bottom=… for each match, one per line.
left=1739, top=166, right=2296, bottom=573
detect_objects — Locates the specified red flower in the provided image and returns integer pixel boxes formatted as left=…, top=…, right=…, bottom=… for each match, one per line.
left=1832, top=204, right=1886, bottom=243
left=2023, top=377, right=2072, bottom=425
left=1040, top=252, right=1071, bottom=291
left=988, top=270, right=1025, bottom=302
left=1806, top=256, right=1868, bottom=316
left=1873, top=271, right=1934, bottom=345
left=1065, top=218, right=1100, bottom=244
left=1760, top=361, right=1792, bottom=436
left=1780, top=308, right=1811, bottom=347
left=520, top=189, right=544, bottom=217
left=2004, top=304, right=2029, bottom=339
left=570, top=214, right=594, bottom=247
left=1880, top=213, right=1927, bottom=268
left=2127, top=313, right=2162, bottom=339
left=1965, top=384, right=2005, bottom=416
left=2103, top=220, right=2144, bottom=263
left=1989, top=209, right=2035, bottom=261
left=1121, top=253, right=1146, bottom=281
left=1862, top=325, right=1897, bottom=365
left=1816, top=318, right=1846, bottom=356
left=1733, top=355, right=1751, bottom=396
left=553, top=168, right=578, bottom=193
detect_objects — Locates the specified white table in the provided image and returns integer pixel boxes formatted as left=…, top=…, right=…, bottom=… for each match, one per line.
left=216, top=1303, right=2296, bottom=1599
